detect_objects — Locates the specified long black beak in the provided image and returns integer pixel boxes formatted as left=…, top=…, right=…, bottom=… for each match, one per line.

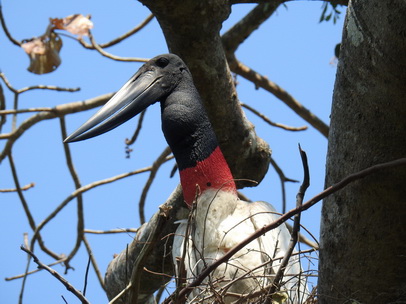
left=64, top=69, right=163, bottom=143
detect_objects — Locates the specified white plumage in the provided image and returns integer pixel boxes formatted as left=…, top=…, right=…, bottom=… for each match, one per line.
left=173, top=190, right=308, bottom=303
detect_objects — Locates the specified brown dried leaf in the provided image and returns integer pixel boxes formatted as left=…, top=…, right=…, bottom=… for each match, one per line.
left=21, top=32, right=62, bottom=75
left=51, top=14, right=93, bottom=37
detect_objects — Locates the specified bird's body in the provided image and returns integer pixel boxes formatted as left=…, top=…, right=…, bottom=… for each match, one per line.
left=65, top=54, right=308, bottom=303
left=173, top=190, right=306, bottom=303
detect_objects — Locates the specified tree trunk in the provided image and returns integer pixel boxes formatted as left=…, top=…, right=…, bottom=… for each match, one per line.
left=319, top=1, right=406, bottom=303
left=140, top=0, right=271, bottom=189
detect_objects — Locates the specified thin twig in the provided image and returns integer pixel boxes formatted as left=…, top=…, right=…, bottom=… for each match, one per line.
left=0, top=83, right=6, bottom=132
left=8, top=152, right=61, bottom=260
left=60, top=117, right=84, bottom=268
left=167, top=157, right=406, bottom=302
left=88, top=31, right=148, bottom=62
left=79, top=14, right=154, bottom=49
left=0, top=4, right=21, bottom=46
left=30, top=165, right=157, bottom=250
left=20, top=246, right=91, bottom=304
left=17, top=84, right=80, bottom=94
left=270, top=157, right=299, bottom=213
left=84, top=228, right=139, bottom=234
left=5, top=258, right=67, bottom=281
left=0, top=182, right=35, bottom=192
left=241, top=103, right=307, bottom=132
left=0, top=72, right=80, bottom=94
left=0, top=93, right=113, bottom=161
left=0, top=72, right=18, bottom=93
left=267, top=145, right=309, bottom=301
left=139, top=146, right=173, bottom=224
left=231, top=58, right=329, bottom=137
left=125, top=109, right=147, bottom=146
left=83, top=254, right=91, bottom=296
left=0, top=108, right=53, bottom=115
left=83, top=236, right=105, bottom=291
left=12, top=92, right=18, bottom=130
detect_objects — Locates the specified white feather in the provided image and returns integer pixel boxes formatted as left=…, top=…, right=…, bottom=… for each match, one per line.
left=173, top=189, right=309, bottom=303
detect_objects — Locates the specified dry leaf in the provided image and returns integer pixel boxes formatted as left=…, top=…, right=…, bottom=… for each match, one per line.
left=51, top=14, right=93, bottom=37
left=21, top=32, right=62, bottom=75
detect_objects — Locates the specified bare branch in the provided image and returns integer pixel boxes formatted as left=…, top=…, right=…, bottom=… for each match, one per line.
left=8, top=153, right=61, bottom=260
left=88, top=31, right=148, bottom=62
left=83, top=236, right=106, bottom=291
left=0, top=3, right=21, bottom=46
left=17, top=84, right=80, bottom=94
left=241, top=103, right=307, bottom=132
left=84, top=228, right=139, bottom=234
left=125, top=109, right=147, bottom=146
left=0, top=93, right=113, bottom=162
left=5, top=258, right=67, bottom=281
left=0, top=72, right=79, bottom=94
left=0, top=83, right=5, bottom=132
left=59, top=116, right=84, bottom=267
left=0, top=182, right=35, bottom=192
left=221, top=4, right=329, bottom=138
left=267, top=145, right=309, bottom=300
left=30, top=165, right=155, bottom=250
left=105, top=185, right=184, bottom=304
left=139, top=146, right=173, bottom=224
left=128, top=206, right=171, bottom=303
left=20, top=246, right=91, bottom=304
left=0, top=108, right=53, bottom=115
left=230, top=57, right=329, bottom=138
left=83, top=254, right=92, bottom=296
left=79, top=14, right=154, bottom=49
left=0, top=72, right=18, bottom=93
left=270, top=157, right=299, bottom=213
left=222, top=2, right=282, bottom=52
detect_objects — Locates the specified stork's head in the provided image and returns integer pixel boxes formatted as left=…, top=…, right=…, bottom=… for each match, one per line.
left=64, top=54, right=191, bottom=143
left=64, top=53, right=237, bottom=206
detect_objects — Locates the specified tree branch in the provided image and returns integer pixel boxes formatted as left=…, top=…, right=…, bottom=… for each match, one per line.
left=79, top=14, right=154, bottom=49
left=241, top=103, right=307, bottom=132
left=0, top=93, right=114, bottom=162
left=30, top=165, right=159, bottom=251
left=0, top=3, right=21, bottom=46
left=60, top=116, right=85, bottom=269
left=0, top=182, right=35, bottom=192
left=139, top=146, right=173, bottom=224
left=230, top=57, right=329, bottom=137
left=105, top=185, right=184, bottom=304
left=222, top=2, right=282, bottom=52
left=88, top=31, right=148, bottom=62
left=267, top=145, right=309, bottom=301
left=20, top=246, right=91, bottom=304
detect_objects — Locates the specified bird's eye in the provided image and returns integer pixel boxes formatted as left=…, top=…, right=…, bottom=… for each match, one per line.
left=156, top=57, right=169, bottom=68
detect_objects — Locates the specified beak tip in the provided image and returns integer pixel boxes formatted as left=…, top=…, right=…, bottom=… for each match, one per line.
left=64, top=133, right=79, bottom=143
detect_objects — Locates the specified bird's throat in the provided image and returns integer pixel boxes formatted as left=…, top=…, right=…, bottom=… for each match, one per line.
left=179, top=146, right=237, bottom=207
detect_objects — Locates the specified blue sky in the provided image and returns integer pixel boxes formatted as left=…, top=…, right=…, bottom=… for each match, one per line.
left=0, top=1, right=344, bottom=303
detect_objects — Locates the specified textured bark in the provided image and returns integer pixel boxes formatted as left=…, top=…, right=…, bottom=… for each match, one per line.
left=319, top=1, right=406, bottom=303
left=105, top=186, right=186, bottom=304
left=140, top=0, right=271, bottom=189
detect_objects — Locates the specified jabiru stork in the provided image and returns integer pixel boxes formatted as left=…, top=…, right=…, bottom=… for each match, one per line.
left=65, top=54, right=308, bottom=303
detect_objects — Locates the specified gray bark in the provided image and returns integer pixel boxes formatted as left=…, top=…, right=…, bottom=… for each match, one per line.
left=105, top=186, right=186, bottom=304
left=319, top=1, right=406, bottom=303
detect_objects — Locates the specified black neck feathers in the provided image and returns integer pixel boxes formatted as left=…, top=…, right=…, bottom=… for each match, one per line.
left=160, top=77, right=218, bottom=171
